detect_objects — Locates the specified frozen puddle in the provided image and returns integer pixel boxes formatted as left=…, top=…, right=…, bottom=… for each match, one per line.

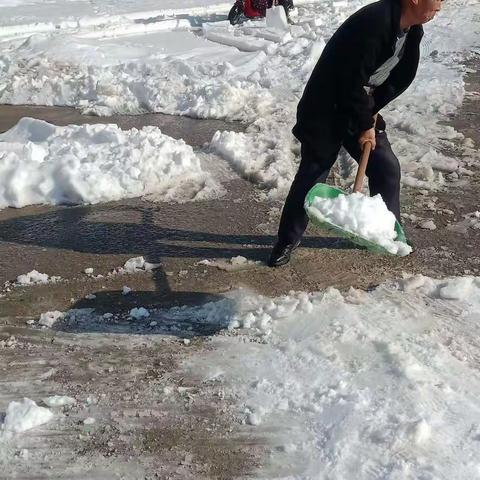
left=174, top=274, right=480, bottom=478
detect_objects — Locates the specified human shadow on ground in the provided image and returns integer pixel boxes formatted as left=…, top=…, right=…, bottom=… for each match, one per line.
left=57, top=265, right=236, bottom=338
left=0, top=203, right=349, bottom=261
left=0, top=202, right=351, bottom=337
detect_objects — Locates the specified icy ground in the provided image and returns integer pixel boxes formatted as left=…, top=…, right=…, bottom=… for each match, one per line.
left=0, top=0, right=479, bottom=207
left=176, top=274, right=480, bottom=478
left=3, top=273, right=480, bottom=478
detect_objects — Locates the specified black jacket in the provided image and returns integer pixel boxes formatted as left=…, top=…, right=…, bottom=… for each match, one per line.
left=292, top=0, right=423, bottom=149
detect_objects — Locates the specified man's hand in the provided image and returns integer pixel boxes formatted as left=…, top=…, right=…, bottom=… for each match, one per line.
left=358, top=127, right=376, bottom=150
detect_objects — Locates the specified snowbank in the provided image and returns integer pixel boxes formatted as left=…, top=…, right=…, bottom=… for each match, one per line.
left=306, top=192, right=412, bottom=256
left=0, top=118, right=217, bottom=209
left=172, top=275, right=480, bottom=478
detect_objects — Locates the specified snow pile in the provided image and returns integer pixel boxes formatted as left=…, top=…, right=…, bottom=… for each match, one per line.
left=179, top=275, right=480, bottom=478
left=306, top=192, right=412, bottom=256
left=1, top=398, right=53, bottom=435
left=0, top=118, right=217, bottom=209
left=210, top=104, right=300, bottom=197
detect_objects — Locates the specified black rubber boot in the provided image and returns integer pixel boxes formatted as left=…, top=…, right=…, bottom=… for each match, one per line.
left=267, top=240, right=300, bottom=267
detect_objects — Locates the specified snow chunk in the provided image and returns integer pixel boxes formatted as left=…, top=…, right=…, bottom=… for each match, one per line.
left=438, top=277, right=473, bottom=300
left=411, top=419, right=432, bottom=445
left=306, top=192, right=412, bottom=256
left=129, top=307, right=150, bottom=320
left=16, top=270, right=49, bottom=285
left=266, top=5, right=289, bottom=31
left=2, top=398, right=53, bottom=434
left=419, top=219, right=436, bottom=230
left=122, top=256, right=158, bottom=274
left=38, top=310, right=64, bottom=327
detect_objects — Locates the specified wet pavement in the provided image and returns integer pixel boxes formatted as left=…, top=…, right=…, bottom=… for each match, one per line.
left=0, top=104, right=246, bottom=147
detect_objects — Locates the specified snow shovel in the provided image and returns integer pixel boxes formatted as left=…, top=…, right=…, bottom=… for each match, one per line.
left=304, top=141, right=408, bottom=254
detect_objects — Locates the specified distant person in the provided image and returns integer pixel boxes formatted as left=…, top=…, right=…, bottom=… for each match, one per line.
left=268, top=0, right=443, bottom=267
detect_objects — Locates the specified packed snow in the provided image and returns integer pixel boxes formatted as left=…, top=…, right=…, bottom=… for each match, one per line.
left=0, top=118, right=217, bottom=208
left=1, top=399, right=53, bottom=435
left=306, top=192, right=412, bottom=256
left=0, top=0, right=477, bottom=205
left=170, top=274, right=480, bottom=478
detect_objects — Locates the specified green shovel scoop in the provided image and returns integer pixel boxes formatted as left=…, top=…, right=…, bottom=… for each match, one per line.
left=304, top=141, right=408, bottom=255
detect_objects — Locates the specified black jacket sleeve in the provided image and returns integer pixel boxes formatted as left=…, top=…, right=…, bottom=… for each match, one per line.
left=334, top=20, right=389, bottom=134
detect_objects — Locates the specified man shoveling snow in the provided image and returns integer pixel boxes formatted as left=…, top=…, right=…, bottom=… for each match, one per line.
left=268, top=0, right=443, bottom=267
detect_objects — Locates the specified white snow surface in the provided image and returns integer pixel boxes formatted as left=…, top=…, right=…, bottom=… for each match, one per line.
left=0, top=118, right=216, bottom=208
left=1, top=398, right=54, bottom=435
left=0, top=0, right=478, bottom=202
left=306, top=192, right=412, bottom=256
left=166, top=274, right=480, bottom=479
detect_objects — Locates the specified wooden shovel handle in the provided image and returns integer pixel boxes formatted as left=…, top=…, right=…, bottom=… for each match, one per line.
left=353, top=114, right=378, bottom=194
left=353, top=141, right=372, bottom=193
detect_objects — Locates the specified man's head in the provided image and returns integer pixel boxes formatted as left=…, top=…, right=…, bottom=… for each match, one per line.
left=401, top=0, right=443, bottom=27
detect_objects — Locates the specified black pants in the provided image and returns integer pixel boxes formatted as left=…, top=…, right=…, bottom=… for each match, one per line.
left=277, top=130, right=401, bottom=245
